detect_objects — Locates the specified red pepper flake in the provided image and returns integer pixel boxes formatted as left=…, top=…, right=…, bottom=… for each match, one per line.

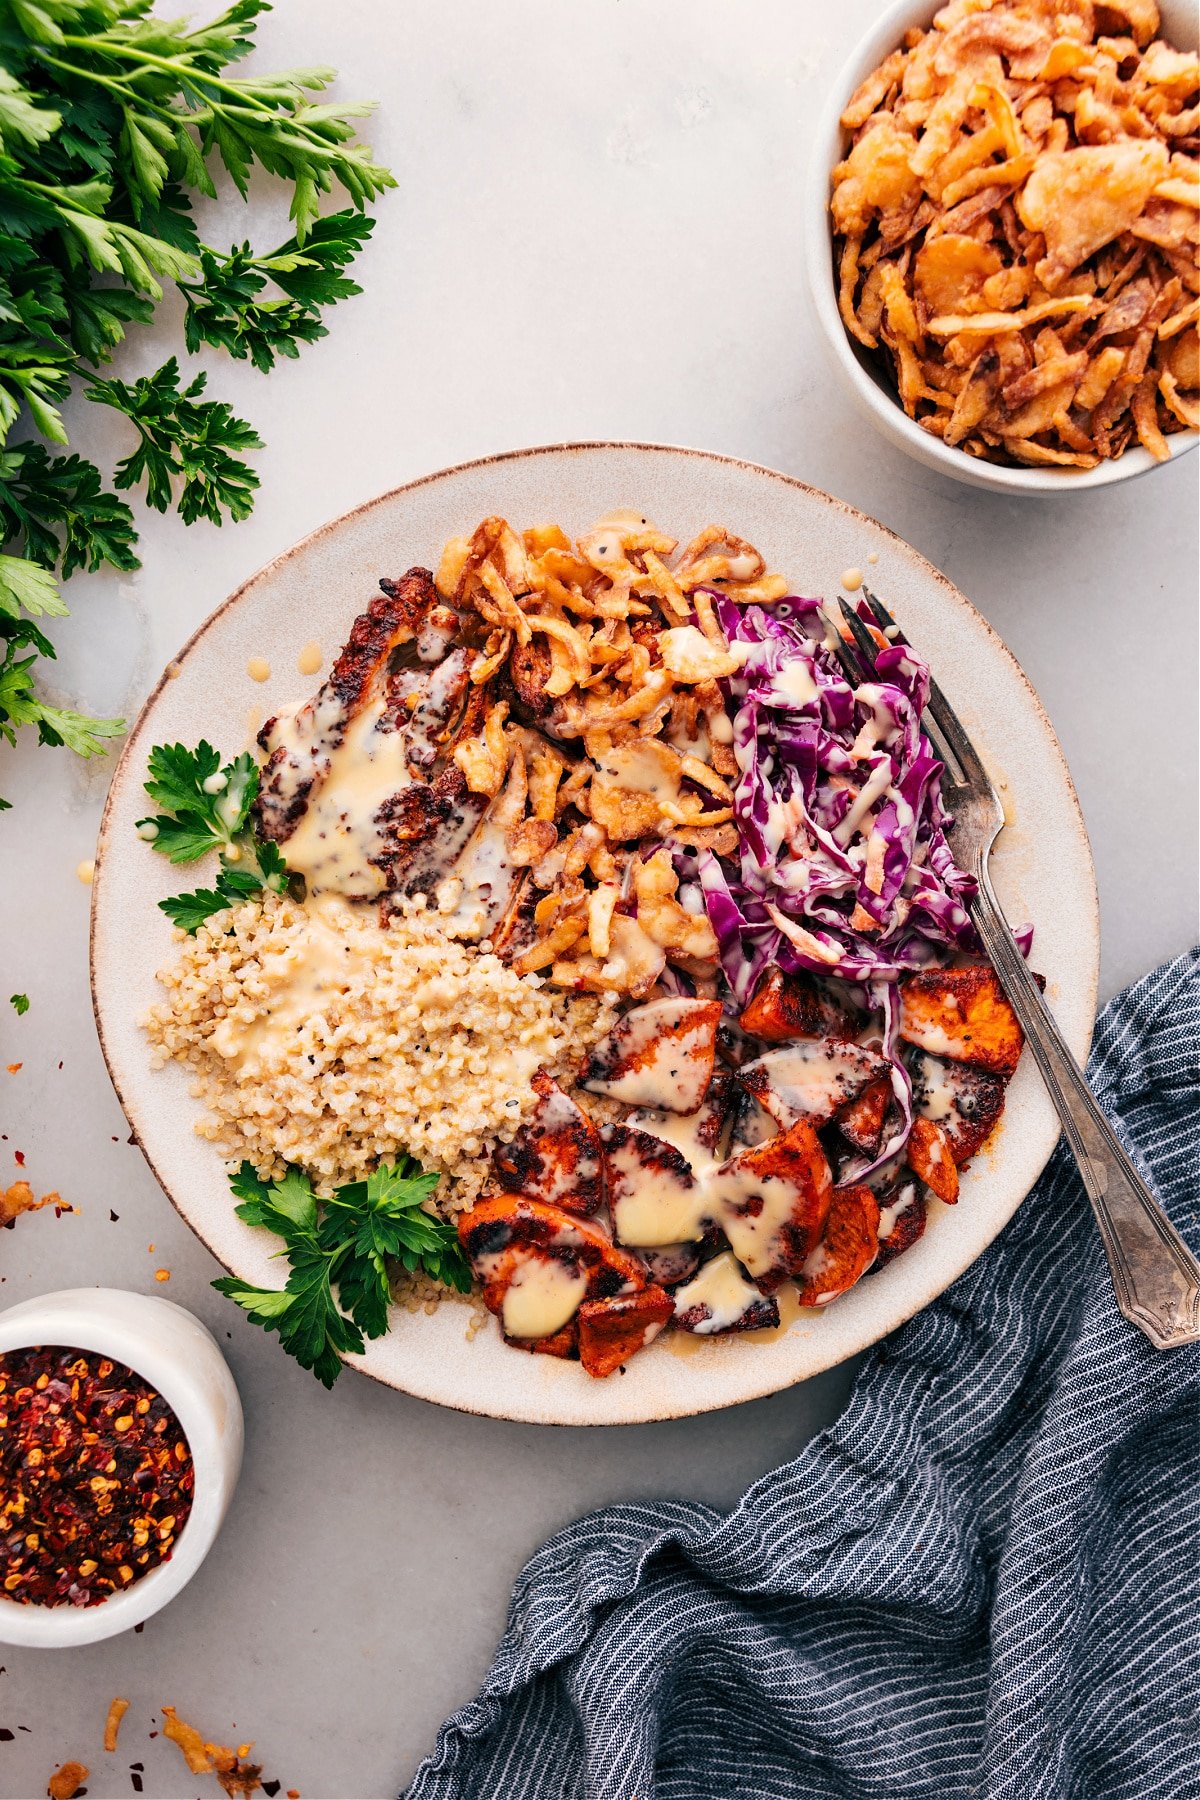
left=6, top=1063, right=22, bottom=1075
left=0, top=1346, right=194, bottom=1608
left=14, top=1150, right=25, bottom=1166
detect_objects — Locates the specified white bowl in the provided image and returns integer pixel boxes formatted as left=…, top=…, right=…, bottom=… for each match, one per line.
left=805, top=0, right=1199, bottom=494
left=0, top=1289, right=243, bottom=1646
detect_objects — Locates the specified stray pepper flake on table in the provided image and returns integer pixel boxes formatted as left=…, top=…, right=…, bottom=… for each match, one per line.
left=0, top=1345, right=194, bottom=1607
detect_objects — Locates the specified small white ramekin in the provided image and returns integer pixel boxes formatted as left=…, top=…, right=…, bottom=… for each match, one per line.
left=0, top=1289, right=243, bottom=1647
left=804, top=0, right=1199, bottom=495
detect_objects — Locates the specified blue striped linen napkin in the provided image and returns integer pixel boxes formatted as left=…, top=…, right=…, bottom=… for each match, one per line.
left=406, top=949, right=1199, bottom=1800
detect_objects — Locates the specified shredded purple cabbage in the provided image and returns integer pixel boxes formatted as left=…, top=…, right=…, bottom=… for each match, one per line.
left=698, top=592, right=983, bottom=1014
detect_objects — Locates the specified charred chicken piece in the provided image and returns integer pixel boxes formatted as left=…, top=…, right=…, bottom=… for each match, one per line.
left=581, top=998, right=723, bottom=1113
left=898, top=965, right=1025, bottom=1076
left=909, top=1050, right=1009, bottom=1167
left=577, top=1286, right=674, bottom=1378
left=738, top=1038, right=890, bottom=1133
left=706, top=1120, right=834, bottom=1292
left=255, top=568, right=439, bottom=846
left=492, top=1072, right=605, bottom=1216
left=672, top=1251, right=780, bottom=1335
left=794, top=1184, right=880, bottom=1306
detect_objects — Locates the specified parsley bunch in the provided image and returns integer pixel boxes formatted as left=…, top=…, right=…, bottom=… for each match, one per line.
left=138, top=736, right=287, bottom=930
left=214, top=1161, right=473, bottom=1388
left=0, top=0, right=393, bottom=803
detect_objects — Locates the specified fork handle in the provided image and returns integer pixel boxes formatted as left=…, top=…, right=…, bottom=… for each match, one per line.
left=967, top=863, right=1200, bottom=1350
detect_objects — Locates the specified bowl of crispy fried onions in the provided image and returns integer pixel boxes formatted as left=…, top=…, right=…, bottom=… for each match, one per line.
left=807, top=0, right=1199, bottom=491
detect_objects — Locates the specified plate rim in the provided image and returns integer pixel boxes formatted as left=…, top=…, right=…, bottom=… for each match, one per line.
left=90, top=439, right=1100, bottom=1423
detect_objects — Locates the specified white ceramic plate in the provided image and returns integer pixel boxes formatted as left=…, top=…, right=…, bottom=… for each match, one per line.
left=91, top=443, right=1099, bottom=1425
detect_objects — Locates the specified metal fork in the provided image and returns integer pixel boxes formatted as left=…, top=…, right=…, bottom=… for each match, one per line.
left=834, top=592, right=1200, bottom=1350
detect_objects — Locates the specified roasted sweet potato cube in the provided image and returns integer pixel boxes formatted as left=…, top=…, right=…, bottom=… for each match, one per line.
left=577, top=1286, right=674, bottom=1377
left=837, top=1076, right=893, bottom=1155
left=898, top=965, right=1024, bottom=1074
left=492, top=1071, right=605, bottom=1214
left=874, top=1178, right=927, bottom=1268
left=603, top=1122, right=715, bottom=1248
left=637, top=1243, right=702, bottom=1287
left=794, top=1183, right=880, bottom=1307
left=707, top=1119, right=834, bottom=1291
left=672, top=1250, right=781, bottom=1334
left=738, top=968, right=826, bottom=1040
left=458, top=1193, right=646, bottom=1343
left=581, top=997, right=722, bottom=1112
left=909, top=1051, right=1008, bottom=1166
left=906, top=1117, right=959, bottom=1204
left=506, top=1320, right=579, bottom=1359
left=738, top=1038, right=889, bottom=1131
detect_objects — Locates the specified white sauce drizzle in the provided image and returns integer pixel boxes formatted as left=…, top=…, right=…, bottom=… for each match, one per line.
left=501, top=1257, right=589, bottom=1339
left=271, top=698, right=412, bottom=898
left=773, top=660, right=818, bottom=707
left=672, top=1251, right=762, bottom=1333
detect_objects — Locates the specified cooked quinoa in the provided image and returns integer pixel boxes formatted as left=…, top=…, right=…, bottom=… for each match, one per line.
left=144, top=892, right=617, bottom=1209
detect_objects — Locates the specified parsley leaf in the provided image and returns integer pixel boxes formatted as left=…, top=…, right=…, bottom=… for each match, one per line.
left=10, top=993, right=30, bottom=1014
left=214, top=1158, right=470, bottom=1387
left=86, top=359, right=262, bottom=525
left=0, top=2, right=390, bottom=794
left=180, top=211, right=374, bottom=373
left=139, top=736, right=289, bottom=930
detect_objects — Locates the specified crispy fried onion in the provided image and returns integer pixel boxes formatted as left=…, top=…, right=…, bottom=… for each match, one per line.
left=428, top=510, right=786, bottom=992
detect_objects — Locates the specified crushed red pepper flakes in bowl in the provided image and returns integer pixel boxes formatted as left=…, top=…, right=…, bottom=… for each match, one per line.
left=0, top=1346, right=195, bottom=1608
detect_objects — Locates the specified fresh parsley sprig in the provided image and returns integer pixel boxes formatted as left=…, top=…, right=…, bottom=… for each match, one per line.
left=214, top=1160, right=472, bottom=1388
left=0, top=0, right=392, bottom=797
left=138, top=737, right=287, bottom=931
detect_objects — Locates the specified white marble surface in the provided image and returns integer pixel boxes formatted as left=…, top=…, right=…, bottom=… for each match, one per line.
left=0, top=2, right=1196, bottom=1795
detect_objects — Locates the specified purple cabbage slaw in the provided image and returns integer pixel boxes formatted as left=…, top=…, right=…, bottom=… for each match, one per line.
left=693, top=592, right=985, bottom=1177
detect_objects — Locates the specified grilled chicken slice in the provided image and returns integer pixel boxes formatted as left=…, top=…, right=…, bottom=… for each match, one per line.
left=492, top=1072, right=604, bottom=1215
left=577, top=1286, right=674, bottom=1378
left=672, top=1251, right=780, bottom=1335
left=898, top=965, right=1025, bottom=1075
left=737, top=969, right=853, bottom=1042
left=794, top=1184, right=880, bottom=1306
left=909, top=1050, right=1008, bottom=1166
left=706, top=1120, right=834, bottom=1292
left=836, top=1076, right=893, bottom=1156
left=905, top=1117, right=959, bottom=1204
left=738, top=1038, right=889, bottom=1133
left=874, top=1177, right=927, bottom=1268
left=581, top=998, right=723, bottom=1113
left=602, top=1122, right=716, bottom=1248
left=457, top=1193, right=646, bottom=1350
left=256, top=569, right=439, bottom=846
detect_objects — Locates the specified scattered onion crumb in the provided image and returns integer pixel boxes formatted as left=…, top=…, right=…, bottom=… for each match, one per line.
left=103, top=1696, right=129, bottom=1753
left=47, top=1763, right=88, bottom=1800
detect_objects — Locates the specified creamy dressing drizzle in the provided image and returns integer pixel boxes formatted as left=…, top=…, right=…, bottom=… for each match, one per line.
left=607, top=1134, right=713, bottom=1246
left=209, top=897, right=377, bottom=1073
left=272, top=699, right=412, bottom=898
left=772, top=660, right=819, bottom=707
left=707, top=1166, right=808, bottom=1281
left=501, top=1257, right=589, bottom=1339
left=672, top=1251, right=761, bottom=1333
